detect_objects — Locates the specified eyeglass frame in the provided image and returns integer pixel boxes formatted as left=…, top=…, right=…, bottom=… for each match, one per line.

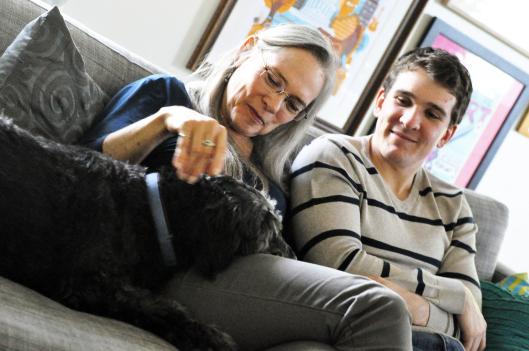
left=258, top=49, right=309, bottom=122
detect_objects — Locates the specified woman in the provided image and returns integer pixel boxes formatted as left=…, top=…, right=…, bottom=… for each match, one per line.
left=82, top=24, right=412, bottom=350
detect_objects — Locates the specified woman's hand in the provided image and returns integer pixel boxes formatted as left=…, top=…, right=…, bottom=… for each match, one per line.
left=161, top=106, right=228, bottom=183
left=370, top=276, right=430, bottom=326
left=457, top=287, right=486, bottom=351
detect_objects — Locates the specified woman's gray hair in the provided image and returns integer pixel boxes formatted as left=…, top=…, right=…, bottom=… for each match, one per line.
left=186, top=24, right=337, bottom=191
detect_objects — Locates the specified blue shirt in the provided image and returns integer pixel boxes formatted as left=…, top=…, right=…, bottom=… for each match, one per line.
left=82, top=74, right=286, bottom=215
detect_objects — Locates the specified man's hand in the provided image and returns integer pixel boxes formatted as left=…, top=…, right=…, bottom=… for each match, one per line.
left=457, top=287, right=486, bottom=351
left=370, top=276, right=430, bottom=326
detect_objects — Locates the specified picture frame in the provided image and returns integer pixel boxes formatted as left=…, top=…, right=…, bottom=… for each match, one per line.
left=516, top=108, right=529, bottom=138
left=186, top=0, right=427, bottom=133
left=419, top=17, right=529, bottom=189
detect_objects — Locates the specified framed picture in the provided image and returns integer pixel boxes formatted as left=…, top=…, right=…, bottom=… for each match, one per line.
left=517, top=109, right=529, bottom=138
left=187, top=0, right=427, bottom=133
left=420, top=18, right=529, bottom=189
left=440, top=0, right=529, bottom=58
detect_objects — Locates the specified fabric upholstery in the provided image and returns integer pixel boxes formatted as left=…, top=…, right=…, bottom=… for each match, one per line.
left=464, top=189, right=509, bottom=281
left=481, top=280, right=529, bottom=351
left=0, top=0, right=162, bottom=98
left=0, top=7, right=107, bottom=144
left=0, top=277, right=177, bottom=351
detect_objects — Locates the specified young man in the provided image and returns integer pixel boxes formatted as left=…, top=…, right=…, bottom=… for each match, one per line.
left=290, top=47, right=486, bottom=351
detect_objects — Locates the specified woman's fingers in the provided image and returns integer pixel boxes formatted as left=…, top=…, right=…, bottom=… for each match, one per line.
left=208, top=128, right=227, bottom=176
left=172, top=119, right=227, bottom=183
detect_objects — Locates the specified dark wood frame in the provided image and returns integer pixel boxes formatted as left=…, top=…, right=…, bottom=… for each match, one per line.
left=186, top=0, right=237, bottom=71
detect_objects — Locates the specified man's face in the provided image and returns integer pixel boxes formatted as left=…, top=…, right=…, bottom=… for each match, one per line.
left=371, top=68, right=458, bottom=172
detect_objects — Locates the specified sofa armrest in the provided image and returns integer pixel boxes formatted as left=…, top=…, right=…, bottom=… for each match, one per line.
left=463, top=189, right=509, bottom=282
left=491, top=261, right=517, bottom=283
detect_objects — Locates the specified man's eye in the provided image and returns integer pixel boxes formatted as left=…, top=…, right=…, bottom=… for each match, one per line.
left=395, top=96, right=410, bottom=106
left=427, top=111, right=441, bottom=120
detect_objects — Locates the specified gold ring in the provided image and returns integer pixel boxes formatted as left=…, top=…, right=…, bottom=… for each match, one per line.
left=201, top=139, right=216, bottom=148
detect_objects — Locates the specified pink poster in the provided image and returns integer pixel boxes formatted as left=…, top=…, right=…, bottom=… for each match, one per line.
left=423, top=34, right=524, bottom=187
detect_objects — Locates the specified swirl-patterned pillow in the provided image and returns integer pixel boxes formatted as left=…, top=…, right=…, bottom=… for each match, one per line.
left=0, top=7, right=107, bottom=144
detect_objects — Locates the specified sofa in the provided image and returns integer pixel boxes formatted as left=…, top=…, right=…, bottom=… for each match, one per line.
left=0, top=0, right=514, bottom=350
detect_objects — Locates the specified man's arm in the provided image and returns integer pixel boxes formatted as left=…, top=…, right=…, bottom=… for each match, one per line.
left=290, top=136, right=471, bottom=315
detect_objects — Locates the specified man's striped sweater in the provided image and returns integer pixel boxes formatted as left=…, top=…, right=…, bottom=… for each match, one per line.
left=290, top=134, right=481, bottom=335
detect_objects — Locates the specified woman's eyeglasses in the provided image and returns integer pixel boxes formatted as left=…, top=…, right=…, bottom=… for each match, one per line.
left=259, top=51, right=308, bottom=121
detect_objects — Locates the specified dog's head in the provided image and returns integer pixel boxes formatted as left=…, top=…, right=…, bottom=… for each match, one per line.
left=159, top=170, right=295, bottom=277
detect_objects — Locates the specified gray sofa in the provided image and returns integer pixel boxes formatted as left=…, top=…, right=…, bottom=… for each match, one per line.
left=0, top=0, right=512, bottom=350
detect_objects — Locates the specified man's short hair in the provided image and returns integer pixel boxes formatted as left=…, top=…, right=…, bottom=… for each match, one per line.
left=382, top=47, right=473, bottom=125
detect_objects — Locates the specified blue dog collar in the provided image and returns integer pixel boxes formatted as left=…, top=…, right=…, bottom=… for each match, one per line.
left=145, top=172, right=177, bottom=268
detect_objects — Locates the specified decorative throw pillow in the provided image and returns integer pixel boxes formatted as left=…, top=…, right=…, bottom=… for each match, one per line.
left=481, top=279, right=529, bottom=351
left=0, top=7, right=107, bottom=144
left=496, top=272, right=529, bottom=298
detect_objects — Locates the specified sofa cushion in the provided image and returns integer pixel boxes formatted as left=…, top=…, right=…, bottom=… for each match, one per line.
left=0, top=277, right=177, bottom=351
left=463, top=189, right=509, bottom=281
left=481, top=279, right=529, bottom=351
left=0, top=6, right=107, bottom=144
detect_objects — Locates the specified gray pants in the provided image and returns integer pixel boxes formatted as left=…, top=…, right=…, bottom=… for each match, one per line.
left=162, top=254, right=412, bottom=350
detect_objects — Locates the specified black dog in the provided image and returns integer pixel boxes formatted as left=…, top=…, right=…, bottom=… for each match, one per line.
left=0, top=117, right=295, bottom=350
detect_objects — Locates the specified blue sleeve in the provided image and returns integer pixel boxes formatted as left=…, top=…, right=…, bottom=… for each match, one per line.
left=80, top=74, right=193, bottom=153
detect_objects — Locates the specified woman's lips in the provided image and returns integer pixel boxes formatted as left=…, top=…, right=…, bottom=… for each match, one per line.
left=248, top=105, right=265, bottom=126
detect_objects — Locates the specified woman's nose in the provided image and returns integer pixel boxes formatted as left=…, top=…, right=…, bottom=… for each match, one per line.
left=263, top=91, right=285, bottom=114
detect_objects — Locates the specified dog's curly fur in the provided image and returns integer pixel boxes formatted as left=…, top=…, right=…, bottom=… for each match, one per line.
left=0, top=116, right=295, bottom=350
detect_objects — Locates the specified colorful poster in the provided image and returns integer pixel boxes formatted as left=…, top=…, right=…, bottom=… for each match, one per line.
left=423, top=34, right=524, bottom=186
left=206, top=0, right=415, bottom=130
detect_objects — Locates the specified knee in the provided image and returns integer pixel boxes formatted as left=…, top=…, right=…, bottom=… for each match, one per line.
left=330, top=279, right=413, bottom=348
left=372, top=286, right=410, bottom=323
left=337, top=277, right=412, bottom=329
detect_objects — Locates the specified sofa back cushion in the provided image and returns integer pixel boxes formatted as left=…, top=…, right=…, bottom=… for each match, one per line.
left=464, top=189, right=509, bottom=281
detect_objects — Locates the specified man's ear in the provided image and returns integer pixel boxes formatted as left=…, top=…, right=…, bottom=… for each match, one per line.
left=437, top=124, right=457, bottom=148
left=373, top=87, right=386, bottom=118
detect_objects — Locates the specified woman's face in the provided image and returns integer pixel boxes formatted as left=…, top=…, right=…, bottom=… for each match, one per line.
left=222, top=47, right=325, bottom=138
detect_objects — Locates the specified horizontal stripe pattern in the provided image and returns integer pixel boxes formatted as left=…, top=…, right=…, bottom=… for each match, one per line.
left=419, top=187, right=463, bottom=198
left=337, top=144, right=378, bottom=174
left=291, top=195, right=359, bottom=217
left=298, top=229, right=361, bottom=260
left=438, top=272, right=481, bottom=289
left=362, top=236, right=442, bottom=268
left=292, top=161, right=472, bottom=232
left=451, top=240, right=477, bottom=254
left=338, top=249, right=360, bottom=271
left=290, top=134, right=481, bottom=334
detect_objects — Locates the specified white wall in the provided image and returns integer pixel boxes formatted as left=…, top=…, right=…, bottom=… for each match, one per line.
left=58, top=0, right=219, bottom=79
left=476, top=131, right=529, bottom=273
